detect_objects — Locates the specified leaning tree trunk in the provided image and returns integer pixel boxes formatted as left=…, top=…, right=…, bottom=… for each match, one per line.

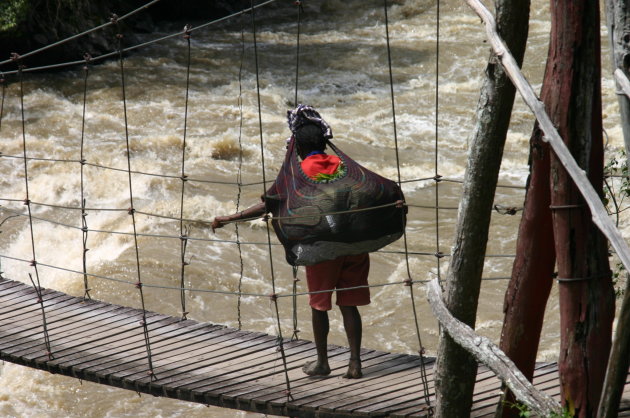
left=545, top=1, right=615, bottom=416
left=432, top=0, right=530, bottom=416
left=496, top=125, right=555, bottom=418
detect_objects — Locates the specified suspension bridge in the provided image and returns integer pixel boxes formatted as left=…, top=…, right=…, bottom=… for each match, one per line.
left=0, top=276, right=594, bottom=417
left=0, top=0, right=629, bottom=416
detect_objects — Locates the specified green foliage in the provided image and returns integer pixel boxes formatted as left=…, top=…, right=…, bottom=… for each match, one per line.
left=604, top=147, right=630, bottom=299
left=504, top=401, right=574, bottom=418
left=612, top=261, right=627, bottom=299
left=0, top=0, right=29, bottom=32
left=550, top=408, right=575, bottom=418
left=504, top=401, right=531, bottom=417
left=603, top=148, right=630, bottom=225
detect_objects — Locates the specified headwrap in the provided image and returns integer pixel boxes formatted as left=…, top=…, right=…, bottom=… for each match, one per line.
left=286, top=104, right=333, bottom=140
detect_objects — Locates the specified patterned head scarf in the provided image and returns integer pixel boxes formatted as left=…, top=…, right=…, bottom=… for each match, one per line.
left=286, top=104, right=333, bottom=140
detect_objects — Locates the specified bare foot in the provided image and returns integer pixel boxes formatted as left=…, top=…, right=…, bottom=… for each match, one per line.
left=302, top=360, right=331, bottom=376
left=342, top=359, right=362, bottom=379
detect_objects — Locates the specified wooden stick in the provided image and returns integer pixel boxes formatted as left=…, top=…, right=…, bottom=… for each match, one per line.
left=464, top=0, right=630, bottom=274
left=615, top=68, right=630, bottom=100
left=426, top=278, right=561, bottom=416
left=600, top=67, right=630, bottom=418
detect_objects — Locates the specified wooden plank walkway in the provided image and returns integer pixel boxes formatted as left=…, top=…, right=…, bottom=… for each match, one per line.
left=0, top=277, right=628, bottom=417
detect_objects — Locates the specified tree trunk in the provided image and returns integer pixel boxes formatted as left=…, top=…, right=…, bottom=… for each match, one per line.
left=433, top=1, right=530, bottom=416
left=496, top=126, right=555, bottom=418
left=545, top=1, right=615, bottom=416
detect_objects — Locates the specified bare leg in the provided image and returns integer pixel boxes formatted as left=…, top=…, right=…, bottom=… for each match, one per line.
left=340, top=305, right=362, bottom=378
left=302, top=308, right=331, bottom=376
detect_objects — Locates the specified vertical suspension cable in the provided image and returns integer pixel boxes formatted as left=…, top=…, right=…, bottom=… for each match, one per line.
left=235, top=15, right=246, bottom=330
left=0, top=75, right=5, bottom=280
left=0, top=73, right=5, bottom=132
left=382, top=0, right=431, bottom=408
left=15, top=57, right=53, bottom=360
left=178, top=25, right=192, bottom=320
left=434, top=0, right=443, bottom=282
left=80, top=54, right=91, bottom=300
left=250, top=0, right=293, bottom=401
left=293, top=1, right=302, bottom=107
left=114, top=18, right=156, bottom=379
left=291, top=0, right=303, bottom=342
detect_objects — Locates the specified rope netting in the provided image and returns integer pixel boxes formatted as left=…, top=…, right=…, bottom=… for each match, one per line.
left=0, top=0, right=536, bottom=410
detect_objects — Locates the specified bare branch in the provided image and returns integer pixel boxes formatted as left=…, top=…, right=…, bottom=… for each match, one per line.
left=426, top=278, right=561, bottom=416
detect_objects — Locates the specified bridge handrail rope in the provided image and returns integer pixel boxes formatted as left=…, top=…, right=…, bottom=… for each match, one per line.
left=0, top=203, right=521, bottom=257
left=0, top=250, right=510, bottom=286
left=115, top=22, right=156, bottom=379
left=382, top=0, right=432, bottom=407
left=250, top=0, right=293, bottom=402
left=0, top=0, right=280, bottom=76
left=0, top=0, right=162, bottom=68
left=0, top=152, right=529, bottom=189
left=0, top=252, right=514, bottom=297
left=0, top=195, right=522, bottom=219
left=16, top=61, right=53, bottom=360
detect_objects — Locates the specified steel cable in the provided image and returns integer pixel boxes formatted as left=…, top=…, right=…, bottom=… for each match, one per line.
left=383, top=0, right=431, bottom=407
left=250, top=0, right=293, bottom=402
left=17, top=60, right=53, bottom=359
left=115, top=22, right=156, bottom=379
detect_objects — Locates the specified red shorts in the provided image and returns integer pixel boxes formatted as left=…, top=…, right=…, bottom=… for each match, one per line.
left=305, top=253, right=370, bottom=311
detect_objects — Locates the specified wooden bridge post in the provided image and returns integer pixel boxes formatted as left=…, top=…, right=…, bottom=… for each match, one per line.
left=544, top=1, right=615, bottom=416
left=432, top=0, right=530, bottom=416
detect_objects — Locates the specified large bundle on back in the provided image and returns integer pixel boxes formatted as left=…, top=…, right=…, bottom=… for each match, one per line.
left=264, top=106, right=406, bottom=265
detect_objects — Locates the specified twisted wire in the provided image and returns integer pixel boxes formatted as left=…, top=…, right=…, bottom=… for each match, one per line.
left=178, top=25, right=193, bottom=320
left=0, top=74, right=5, bottom=130
left=27, top=273, right=54, bottom=360
left=0, top=196, right=521, bottom=222
left=250, top=0, right=293, bottom=402
left=383, top=0, right=431, bottom=406
left=1, top=253, right=514, bottom=297
left=434, top=0, right=443, bottom=283
left=235, top=14, right=247, bottom=331
left=0, top=0, right=162, bottom=68
left=1, top=153, right=527, bottom=189
left=116, top=25, right=156, bottom=379
left=291, top=0, right=303, bottom=342
left=0, top=0, right=280, bottom=76
left=80, top=54, right=91, bottom=300
left=1, top=203, right=520, bottom=258
left=17, top=61, right=53, bottom=359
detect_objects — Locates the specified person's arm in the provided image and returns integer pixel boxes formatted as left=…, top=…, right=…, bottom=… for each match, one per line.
left=212, top=202, right=267, bottom=232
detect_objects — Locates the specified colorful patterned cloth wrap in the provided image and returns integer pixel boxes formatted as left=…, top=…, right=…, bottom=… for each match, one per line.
left=287, top=104, right=333, bottom=140
left=264, top=135, right=406, bottom=266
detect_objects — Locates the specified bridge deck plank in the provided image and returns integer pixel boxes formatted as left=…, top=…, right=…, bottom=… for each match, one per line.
left=0, top=278, right=628, bottom=417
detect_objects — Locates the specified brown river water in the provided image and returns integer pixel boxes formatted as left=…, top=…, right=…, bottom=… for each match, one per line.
left=0, top=0, right=626, bottom=416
